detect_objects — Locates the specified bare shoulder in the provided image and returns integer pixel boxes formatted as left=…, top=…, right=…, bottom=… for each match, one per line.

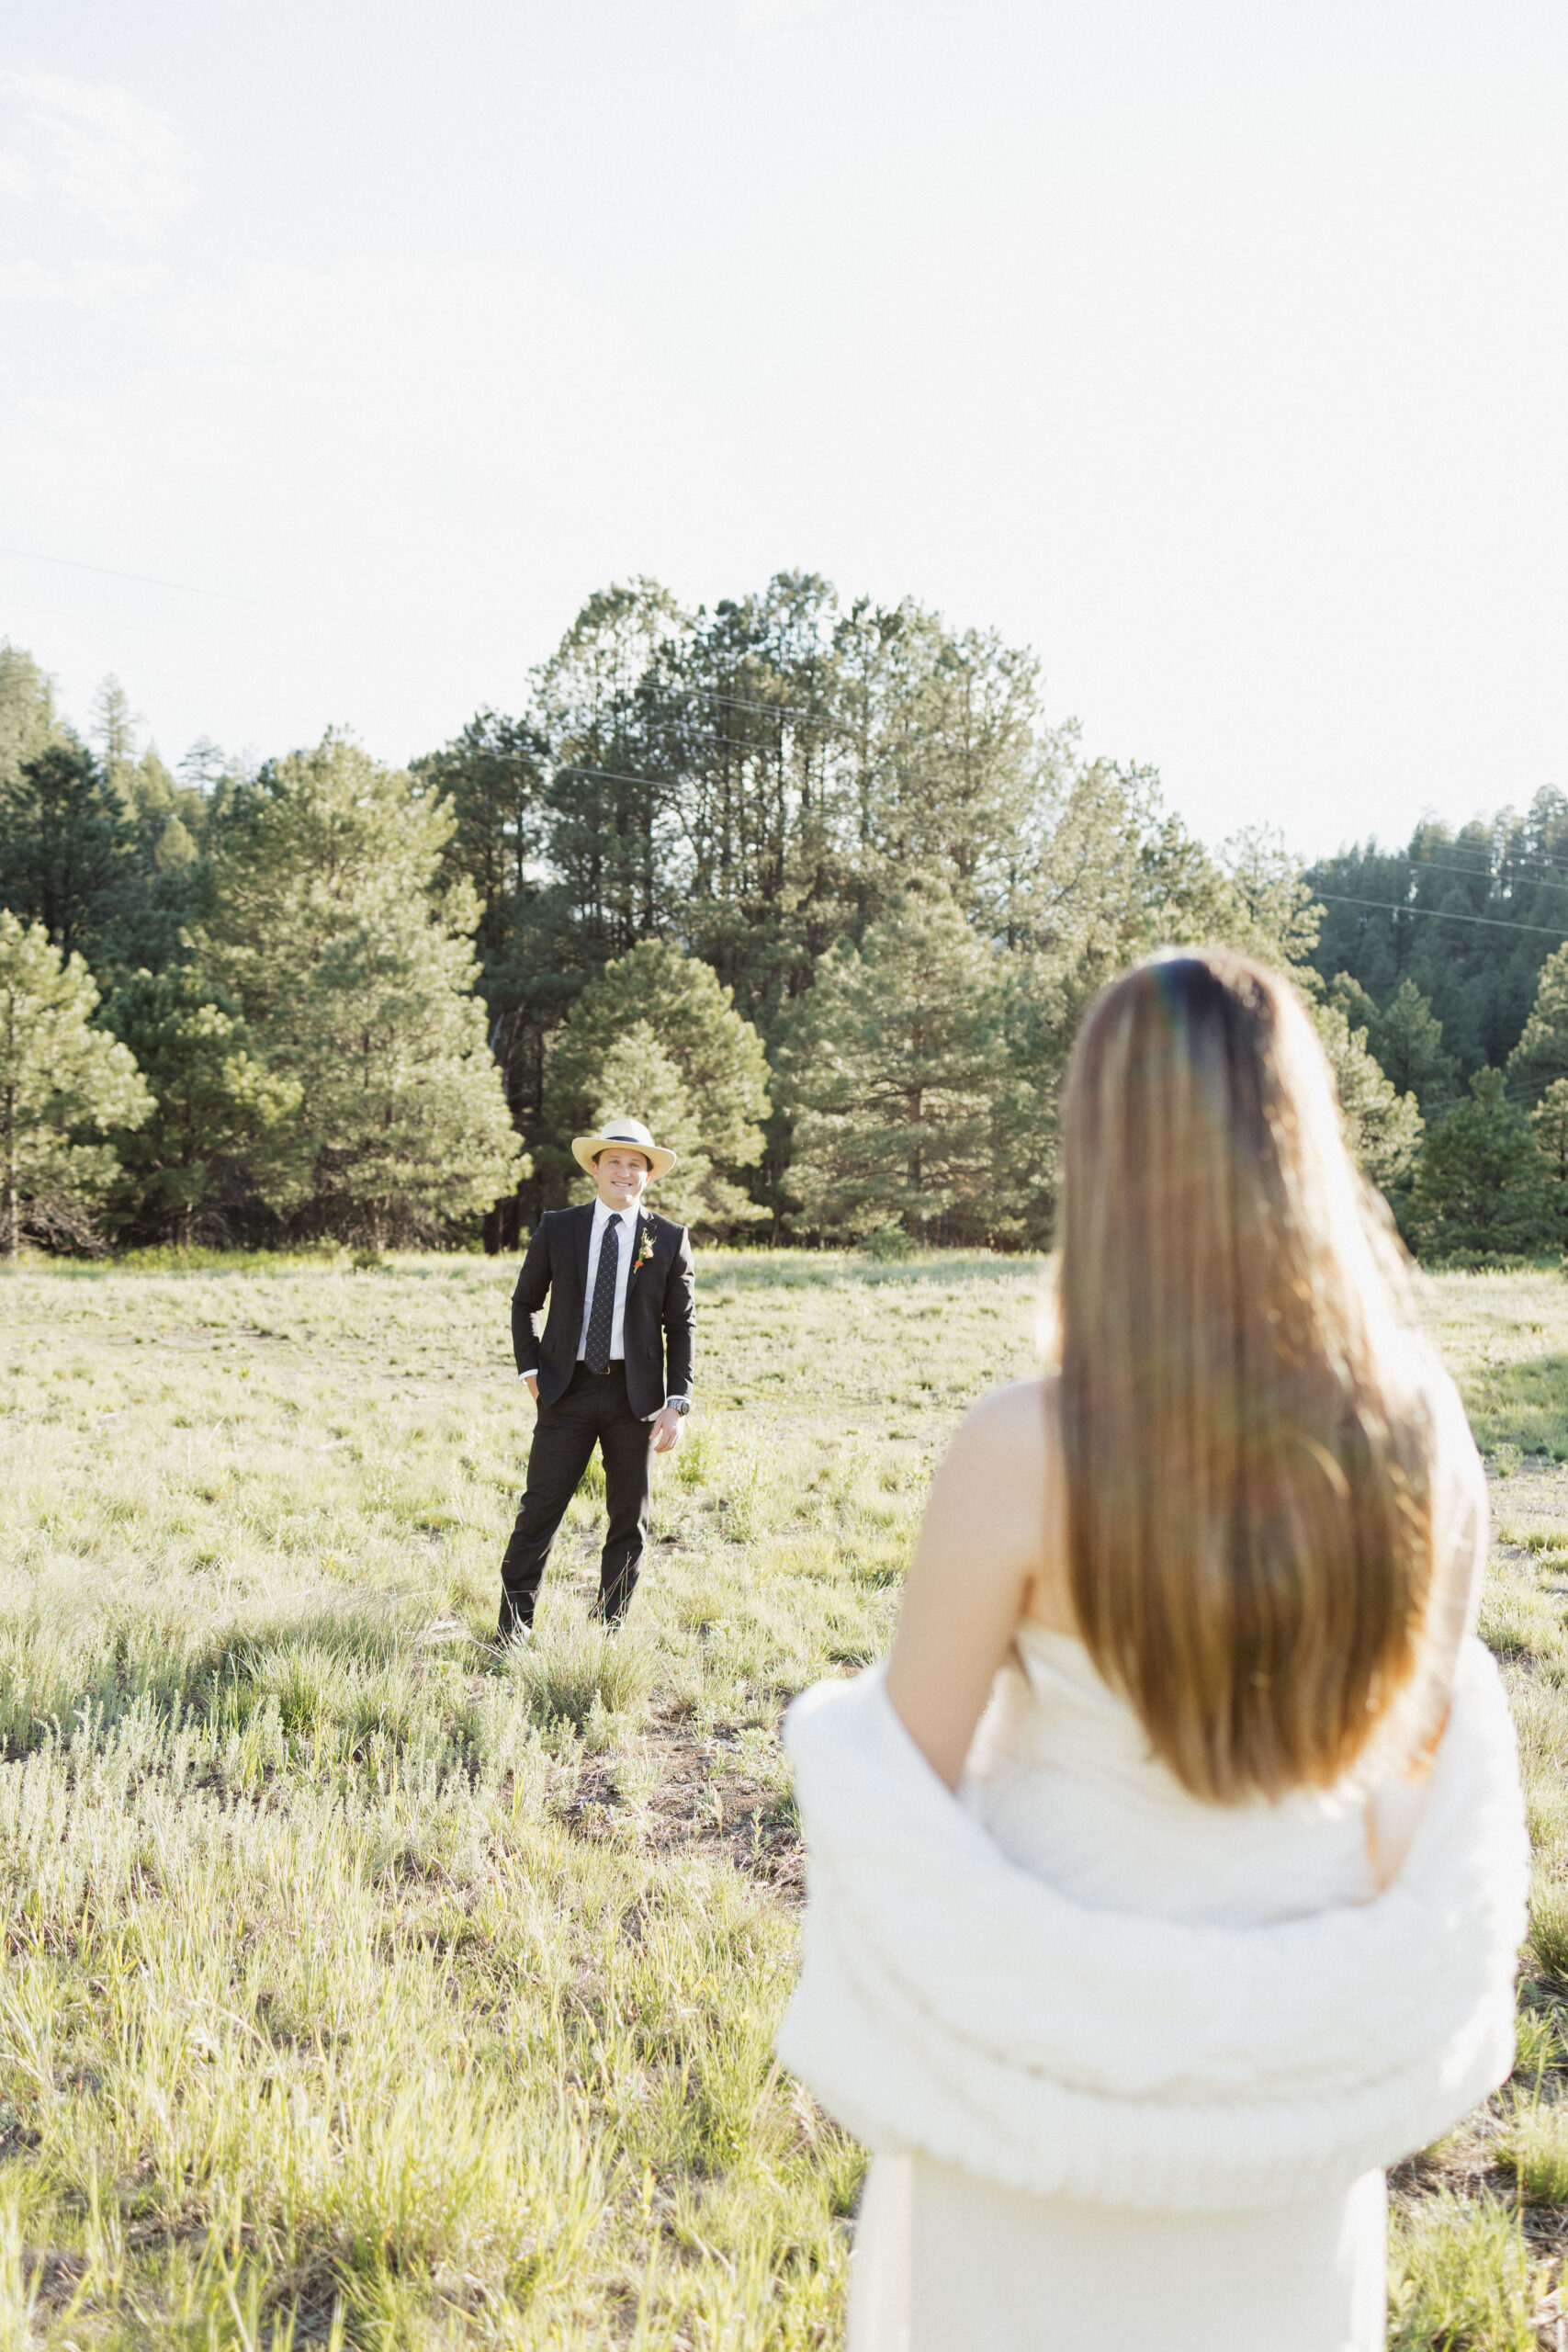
left=886, top=1372, right=1067, bottom=1759
left=927, top=1376, right=1056, bottom=1555
left=944, top=1374, right=1055, bottom=1483
left=931, top=1374, right=1072, bottom=1628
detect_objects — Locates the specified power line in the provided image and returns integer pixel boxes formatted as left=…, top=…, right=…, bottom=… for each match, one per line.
left=1404, top=857, right=1568, bottom=895
left=536, top=751, right=1034, bottom=825
left=464, top=759, right=1568, bottom=934
left=546, top=684, right=1568, bottom=894
left=506, top=695, right=1568, bottom=895
left=10, top=546, right=1562, bottom=891
left=1313, top=848, right=1568, bottom=894
left=687, top=684, right=1008, bottom=750
left=671, top=706, right=1568, bottom=891
left=1325, top=860, right=1568, bottom=903
left=549, top=680, right=995, bottom=742
left=1313, top=890, right=1568, bottom=942
left=544, top=739, right=1568, bottom=910
left=542, top=767, right=1568, bottom=917
left=663, top=686, right=862, bottom=739
left=534, top=691, right=1568, bottom=898
left=0, top=545, right=272, bottom=609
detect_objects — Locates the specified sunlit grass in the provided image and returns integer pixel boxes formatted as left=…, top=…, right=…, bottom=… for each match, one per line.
left=4, top=1249, right=1568, bottom=2344
left=1388, top=2191, right=1537, bottom=2352
left=0, top=1246, right=1035, bottom=2346
left=1417, top=1266, right=1568, bottom=1459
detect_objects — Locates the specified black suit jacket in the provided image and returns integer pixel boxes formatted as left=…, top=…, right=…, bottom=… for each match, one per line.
left=512, top=1204, right=695, bottom=1419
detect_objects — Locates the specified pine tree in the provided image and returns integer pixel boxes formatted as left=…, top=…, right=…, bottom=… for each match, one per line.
left=1508, top=944, right=1568, bottom=1102
left=1534, top=1078, right=1568, bottom=1246
left=671, top=575, right=849, bottom=1021
left=1203, top=826, right=1325, bottom=969
left=778, top=888, right=1006, bottom=1242
left=1307, top=790, right=1568, bottom=1078
left=0, top=741, right=138, bottom=962
left=581, top=1025, right=716, bottom=1230
left=0, top=912, right=152, bottom=1255
left=535, top=580, right=688, bottom=962
left=1312, top=1001, right=1424, bottom=1200
left=540, top=939, right=770, bottom=1232
left=99, top=968, right=301, bottom=1242
left=413, top=709, right=557, bottom=1148
left=865, top=611, right=1042, bottom=931
left=91, top=674, right=140, bottom=805
left=200, top=734, right=522, bottom=1244
left=415, top=707, right=550, bottom=967
left=0, top=642, right=62, bottom=786
left=1331, top=975, right=1457, bottom=1117
left=1408, top=1069, right=1554, bottom=1260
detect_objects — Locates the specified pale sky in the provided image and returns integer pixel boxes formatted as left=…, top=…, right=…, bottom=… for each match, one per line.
left=2, top=0, right=1563, bottom=858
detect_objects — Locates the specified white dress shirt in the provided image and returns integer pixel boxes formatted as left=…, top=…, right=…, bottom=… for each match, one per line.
left=516, top=1194, right=690, bottom=1414
left=578, top=1194, right=635, bottom=1363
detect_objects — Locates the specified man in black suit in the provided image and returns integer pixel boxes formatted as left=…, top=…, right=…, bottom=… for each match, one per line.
left=498, top=1117, right=695, bottom=1637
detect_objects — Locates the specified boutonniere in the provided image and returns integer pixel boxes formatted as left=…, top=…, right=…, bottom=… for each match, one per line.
left=631, top=1225, right=656, bottom=1276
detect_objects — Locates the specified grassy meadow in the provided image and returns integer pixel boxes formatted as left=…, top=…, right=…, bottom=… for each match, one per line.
left=5, top=1249, right=1568, bottom=2347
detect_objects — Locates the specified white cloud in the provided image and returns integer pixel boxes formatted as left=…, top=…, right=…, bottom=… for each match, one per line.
left=1, top=75, right=194, bottom=241
left=0, top=257, right=168, bottom=303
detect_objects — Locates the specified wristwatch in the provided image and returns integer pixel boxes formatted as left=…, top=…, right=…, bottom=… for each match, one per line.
left=667, top=1397, right=692, bottom=1417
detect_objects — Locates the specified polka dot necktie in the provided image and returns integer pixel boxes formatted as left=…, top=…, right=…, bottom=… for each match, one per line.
left=584, top=1216, right=621, bottom=1374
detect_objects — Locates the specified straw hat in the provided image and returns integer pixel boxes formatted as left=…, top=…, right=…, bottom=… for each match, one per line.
left=570, top=1116, right=677, bottom=1182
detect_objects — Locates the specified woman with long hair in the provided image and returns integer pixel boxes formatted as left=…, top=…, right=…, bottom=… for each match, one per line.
left=778, top=950, right=1527, bottom=2352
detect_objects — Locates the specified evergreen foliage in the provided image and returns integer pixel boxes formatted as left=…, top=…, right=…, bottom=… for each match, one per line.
left=199, top=734, right=522, bottom=1245
left=1306, top=794, right=1568, bottom=1076
left=582, top=1027, right=712, bottom=1228
left=2, top=584, right=1562, bottom=1259
left=0, top=911, right=152, bottom=1255
left=540, top=940, right=770, bottom=1234
left=1507, top=944, right=1568, bottom=1104
left=1408, top=1070, right=1555, bottom=1261
left=0, top=739, right=139, bottom=962
left=0, top=651, right=212, bottom=981
left=1533, top=1080, right=1568, bottom=1242
left=1376, top=979, right=1461, bottom=1115
left=0, top=639, right=63, bottom=784
left=98, top=967, right=301, bottom=1243
left=1330, top=974, right=1458, bottom=1118
left=414, top=708, right=550, bottom=979
left=778, top=888, right=1009, bottom=1243
left=1311, top=999, right=1425, bottom=1201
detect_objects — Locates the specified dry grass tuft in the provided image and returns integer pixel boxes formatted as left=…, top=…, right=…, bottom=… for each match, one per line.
left=4, top=1250, right=1568, bottom=2345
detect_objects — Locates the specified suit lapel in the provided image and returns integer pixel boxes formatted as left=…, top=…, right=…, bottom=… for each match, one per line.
left=573, top=1201, right=592, bottom=1298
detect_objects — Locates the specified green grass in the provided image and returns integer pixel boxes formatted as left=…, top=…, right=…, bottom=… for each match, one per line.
left=1388, top=2192, right=1538, bottom=2352
left=0, top=1247, right=1037, bottom=2346
left=3, top=1247, right=1568, bottom=2346
left=1417, top=1265, right=1568, bottom=1460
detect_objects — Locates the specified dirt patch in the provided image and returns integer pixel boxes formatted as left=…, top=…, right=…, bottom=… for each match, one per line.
left=557, top=1718, right=806, bottom=1900
left=1489, top=1459, right=1568, bottom=1541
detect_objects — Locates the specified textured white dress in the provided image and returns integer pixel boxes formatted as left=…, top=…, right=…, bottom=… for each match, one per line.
left=847, top=1625, right=1407, bottom=2352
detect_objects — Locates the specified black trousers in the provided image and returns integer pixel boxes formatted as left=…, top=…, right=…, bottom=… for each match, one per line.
left=499, top=1362, right=653, bottom=1634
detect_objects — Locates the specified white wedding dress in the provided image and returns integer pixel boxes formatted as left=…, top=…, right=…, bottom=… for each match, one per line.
left=847, top=1624, right=1411, bottom=2352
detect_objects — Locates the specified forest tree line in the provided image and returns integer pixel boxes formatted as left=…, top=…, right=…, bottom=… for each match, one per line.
left=4, top=572, right=1568, bottom=1261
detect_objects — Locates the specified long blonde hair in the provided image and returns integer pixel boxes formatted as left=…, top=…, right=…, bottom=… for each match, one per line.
left=1057, top=949, right=1434, bottom=1804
